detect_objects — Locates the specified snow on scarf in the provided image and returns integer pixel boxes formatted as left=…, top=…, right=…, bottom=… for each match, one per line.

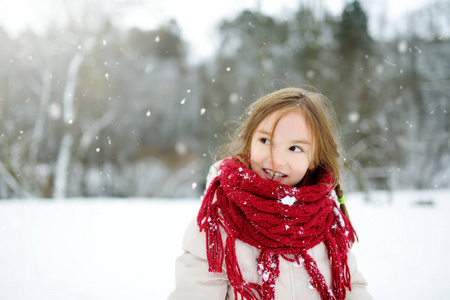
left=197, top=158, right=357, bottom=300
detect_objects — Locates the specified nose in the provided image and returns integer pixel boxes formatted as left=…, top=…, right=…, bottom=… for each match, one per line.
left=270, top=147, right=286, bottom=168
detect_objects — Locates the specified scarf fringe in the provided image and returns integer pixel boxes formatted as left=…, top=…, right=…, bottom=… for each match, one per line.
left=198, top=177, right=223, bottom=273
left=299, top=250, right=336, bottom=300
left=225, top=237, right=262, bottom=300
left=199, top=177, right=264, bottom=300
left=259, top=251, right=280, bottom=300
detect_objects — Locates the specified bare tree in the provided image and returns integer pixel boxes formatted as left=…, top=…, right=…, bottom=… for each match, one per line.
left=53, top=38, right=95, bottom=198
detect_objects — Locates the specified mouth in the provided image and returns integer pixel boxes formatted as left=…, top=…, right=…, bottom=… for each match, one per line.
left=264, top=169, right=287, bottom=179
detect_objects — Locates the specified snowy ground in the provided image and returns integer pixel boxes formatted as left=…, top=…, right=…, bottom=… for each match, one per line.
left=1, top=189, right=449, bottom=300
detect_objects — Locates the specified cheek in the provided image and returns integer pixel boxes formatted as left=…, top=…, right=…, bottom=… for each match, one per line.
left=249, top=142, right=264, bottom=168
left=292, top=156, right=310, bottom=173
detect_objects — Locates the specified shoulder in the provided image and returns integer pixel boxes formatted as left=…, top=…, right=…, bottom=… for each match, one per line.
left=183, top=160, right=224, bottom=256
left=182, top=219, right=207, bottom=259
left=205, top=160, right=223, bottom=187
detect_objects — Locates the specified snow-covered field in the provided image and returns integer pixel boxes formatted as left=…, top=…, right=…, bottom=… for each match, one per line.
left=1, top=190, right=449, bottom=300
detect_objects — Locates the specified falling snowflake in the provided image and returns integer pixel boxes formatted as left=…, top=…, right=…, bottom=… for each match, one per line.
left=347, top=111, right=360, bottom=123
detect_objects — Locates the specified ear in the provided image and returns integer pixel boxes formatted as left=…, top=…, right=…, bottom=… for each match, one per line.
left=308, top=159, right=316, bottom=170
left=307, top=144, right=316, bottom=170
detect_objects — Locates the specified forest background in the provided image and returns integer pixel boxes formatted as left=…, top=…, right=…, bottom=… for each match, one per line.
left=0, top=0, right=449, bottom=199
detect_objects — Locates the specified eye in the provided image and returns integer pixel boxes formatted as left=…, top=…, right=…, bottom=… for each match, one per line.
left=260, top=138, right=270, bottom=145
left=289, top=146, right=303, bottom=153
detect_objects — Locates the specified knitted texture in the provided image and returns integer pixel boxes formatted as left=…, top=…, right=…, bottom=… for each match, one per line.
left=198, top=158, right=357, bottom=300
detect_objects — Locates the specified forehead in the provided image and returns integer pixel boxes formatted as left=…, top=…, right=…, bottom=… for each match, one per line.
left=256, top=110, right=311, bottom=139
left=257, top=110, right=305, bottom=128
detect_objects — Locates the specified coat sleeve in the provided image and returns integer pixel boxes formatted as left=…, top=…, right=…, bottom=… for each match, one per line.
left=345, top=250, right=373, bottom=300
left=167, top=219, right=229, bottom=300
left=168, top=162, right=229, bottom=300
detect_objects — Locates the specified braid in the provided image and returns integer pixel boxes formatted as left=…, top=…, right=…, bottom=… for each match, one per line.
left=335, top=184, right=355, bottom=247
left=335, top=185, right=348, bottom=218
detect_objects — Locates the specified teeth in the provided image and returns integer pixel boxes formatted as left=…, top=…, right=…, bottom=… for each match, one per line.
left=265, top=169, right=285, bottom=178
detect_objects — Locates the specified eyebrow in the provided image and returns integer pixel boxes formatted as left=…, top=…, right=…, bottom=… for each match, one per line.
left=292, top=139, right=310, bottom=145
left=256, top=129, right=311, bottom=145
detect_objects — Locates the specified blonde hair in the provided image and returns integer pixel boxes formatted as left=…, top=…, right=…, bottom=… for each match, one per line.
left=218, top=87, right=344, bottom=186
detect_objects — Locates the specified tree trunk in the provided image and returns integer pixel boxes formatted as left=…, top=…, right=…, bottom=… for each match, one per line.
left=53, top=39, right=93, bottom=198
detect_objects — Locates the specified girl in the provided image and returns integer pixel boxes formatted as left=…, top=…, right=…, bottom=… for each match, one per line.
left=169, top=87, right=372, bottom=300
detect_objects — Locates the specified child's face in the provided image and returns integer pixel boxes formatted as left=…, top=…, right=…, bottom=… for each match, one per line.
left=249, top=110, right=312, bottom=186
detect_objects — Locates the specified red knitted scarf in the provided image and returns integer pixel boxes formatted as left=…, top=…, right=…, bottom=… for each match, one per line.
left=198, top=158, right=357, bottom=300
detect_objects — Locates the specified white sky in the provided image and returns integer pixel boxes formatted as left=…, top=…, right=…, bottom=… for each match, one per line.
left=0, top=0, right=434, bottom=62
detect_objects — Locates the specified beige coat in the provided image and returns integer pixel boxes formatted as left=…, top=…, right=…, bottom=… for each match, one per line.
left=168, top=162, right=373, bottom=300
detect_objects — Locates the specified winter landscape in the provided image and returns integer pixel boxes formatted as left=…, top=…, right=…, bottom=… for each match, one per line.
left=1, top=189, right=449, bottom=300
left=1, top=1, right=449, bottom=299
